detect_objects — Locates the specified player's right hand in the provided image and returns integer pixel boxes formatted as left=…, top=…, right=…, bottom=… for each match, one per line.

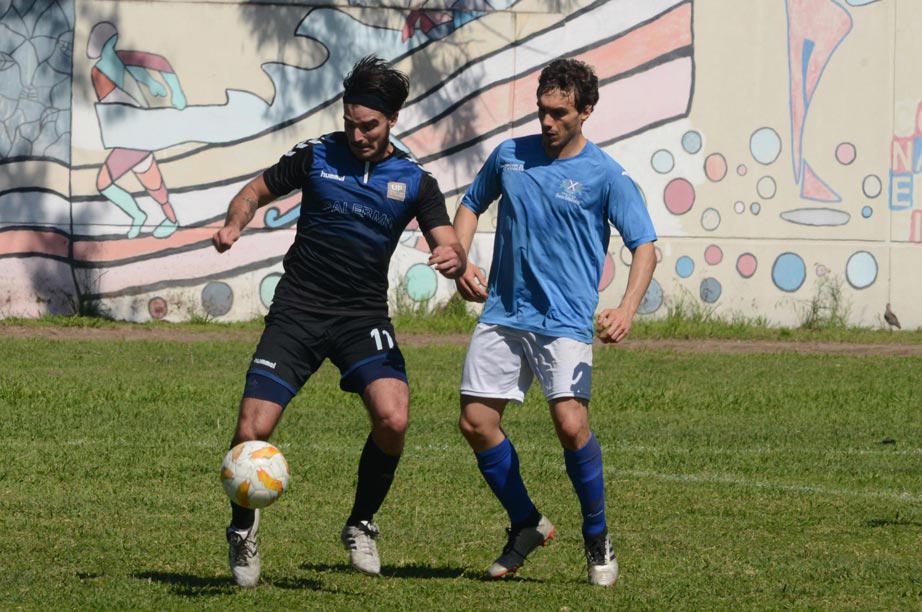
left=455, top=263, right=488, bottom=303
left=212, top=226, right=240, bottom=253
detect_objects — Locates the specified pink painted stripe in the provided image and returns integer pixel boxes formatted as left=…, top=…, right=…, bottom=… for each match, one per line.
left=399, top=3, right=691, bottom=159
left=0, top=230, right=70, bottom=258
left=75, top=231, right=292, bottom=296
left=426, top=57, right=692, bottom=195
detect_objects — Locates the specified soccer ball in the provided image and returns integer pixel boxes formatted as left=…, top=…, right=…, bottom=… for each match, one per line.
left=220, top=440, right=290, bottom=509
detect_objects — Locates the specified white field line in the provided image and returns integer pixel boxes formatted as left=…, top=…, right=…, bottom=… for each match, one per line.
left=49, top=439, right=922, bottom=503
left=611, top=468, right=922, bottom=504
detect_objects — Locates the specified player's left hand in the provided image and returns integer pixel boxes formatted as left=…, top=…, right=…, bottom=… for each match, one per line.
left=596, top=307, right=633, bottom=344
left=428, top=245, right=465, bottom=279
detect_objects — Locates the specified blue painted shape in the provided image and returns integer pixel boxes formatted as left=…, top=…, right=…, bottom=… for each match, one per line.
left=914, top=136, right=922, bottom=174
left=889, top=172, right=913, bottom=210
left=801, top=39, right=815, bottom=108
left=675, top=256, right=694, bottom=278
left=771, top=252, right=806, bottom=293
left=699, top=277, right=722, bottom=304
left=405, top=263, right=438, bottom=302
left=845, top=251, right=877, bottom=289
left=637, top=278, right=663, bottom=315
left=264, top=205, right=300, bottom=228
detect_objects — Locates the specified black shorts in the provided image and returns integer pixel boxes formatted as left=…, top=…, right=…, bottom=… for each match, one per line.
left=246, top=306, right=407, bottom=397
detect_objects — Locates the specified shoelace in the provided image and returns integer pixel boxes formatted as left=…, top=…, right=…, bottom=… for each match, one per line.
left=584, top=536, right=610, bottom=565
left=346, top=523, right=379, bottom=551
left=229, top=532, right=256, bottom=565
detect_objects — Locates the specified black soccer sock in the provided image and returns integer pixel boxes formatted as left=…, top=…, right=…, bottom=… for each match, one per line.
left=230, top=501, right=255, bottom=531
left=347, top=434, right=401, bottom=525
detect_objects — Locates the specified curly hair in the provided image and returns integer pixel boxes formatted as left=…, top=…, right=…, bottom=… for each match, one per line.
left=342, top=56, right=410, bottom=116
left=537, top=58, right=599, bottom=112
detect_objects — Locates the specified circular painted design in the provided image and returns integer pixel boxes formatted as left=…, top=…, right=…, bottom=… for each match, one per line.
left=750, top=202, right=762, bottom=215
left=734, top=201, right=745, bottom=214
left=861, top=206, right=873, bottom=219
left=750, top=127, right=782, bottom=164
left=704, top=153, right=728, bottom=182
left=699, top=277, right=722, bottom=303
left=148, top=297, right=168, bottom=319
left=637, top=278, right=663, bottom=314
left=835, top=142, right=856, bottom=165
left=756, top=176, right=777, bottom=199
left=736, top=253, right=757, bottom=278
left=737, top=164, right=748, bottom=177
left=815, top=263, right=828, bottom=277
left=771, top=252, right=806, bottom=292
left=704, top=244, right=723, bottom=265
left=862, top=175, right=882, bottom=198
left=651, top=149, right=675, bottom=174
left=664, top=178, right=696, bottom=215
left=681, top=130, right=702, bottom=154
left=405, top=263, right=438, bottom=302
left=259, top=273, right=282, bottom=309
left=701, top=207, right=721, bottom=231
left=676, top=255, right=695, bottom=278
left=202, top=281, right=233, bottom=317
left=845, top=251, right=877, bottom=289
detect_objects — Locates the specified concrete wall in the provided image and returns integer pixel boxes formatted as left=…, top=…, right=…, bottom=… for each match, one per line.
left=1, top=0, right=919, bottom=328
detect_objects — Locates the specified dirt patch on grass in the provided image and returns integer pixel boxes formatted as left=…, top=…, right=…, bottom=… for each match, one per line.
left=3, top=324, right=921, bottom=355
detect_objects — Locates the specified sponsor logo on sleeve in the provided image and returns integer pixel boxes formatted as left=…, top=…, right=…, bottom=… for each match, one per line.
left=387, top=181, right=407, bottom=201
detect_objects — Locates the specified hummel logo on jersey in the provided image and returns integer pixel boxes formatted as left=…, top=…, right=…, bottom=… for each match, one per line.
left=253, top=358, right=277, bottom=369
left=321, top=170, right=345, bottom=181
left=387, top=181, right=407, bottom=201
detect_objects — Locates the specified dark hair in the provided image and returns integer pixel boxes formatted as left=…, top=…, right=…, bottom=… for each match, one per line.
left=537, top=59, right=599, bottom=112
left=342, top=55, right=410, bottom=117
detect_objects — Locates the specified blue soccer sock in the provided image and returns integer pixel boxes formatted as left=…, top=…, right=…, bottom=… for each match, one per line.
left=476, top=437, right=538, bottom=527
left=564, top=432, right=607, bottom=536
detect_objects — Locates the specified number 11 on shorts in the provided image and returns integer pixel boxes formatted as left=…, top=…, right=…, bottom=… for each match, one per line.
left=370, top=328, right=394, bottom=351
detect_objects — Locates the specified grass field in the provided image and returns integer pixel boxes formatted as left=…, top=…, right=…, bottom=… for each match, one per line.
left=1, top=329, right=920, bottom=611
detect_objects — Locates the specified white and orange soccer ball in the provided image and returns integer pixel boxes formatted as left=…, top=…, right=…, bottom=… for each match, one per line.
left=220, top=441, right=290, bottom=509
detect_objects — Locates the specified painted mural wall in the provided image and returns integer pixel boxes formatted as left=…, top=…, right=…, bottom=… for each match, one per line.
left=1, top=0, right=919, bottom=328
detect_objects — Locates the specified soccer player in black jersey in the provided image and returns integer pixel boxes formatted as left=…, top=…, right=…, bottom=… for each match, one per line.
left=213, top=56, right=466, bottom=587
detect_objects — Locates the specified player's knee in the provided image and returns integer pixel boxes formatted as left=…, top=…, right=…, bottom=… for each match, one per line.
left=374, top=405, right=408, bottom=437
left=458, top=412, right=486, bottom=443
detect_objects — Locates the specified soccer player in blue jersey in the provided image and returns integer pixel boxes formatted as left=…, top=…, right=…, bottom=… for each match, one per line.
left=212, top=56, right=466, bottom=587
left=452, top=58, right=657, bottom=586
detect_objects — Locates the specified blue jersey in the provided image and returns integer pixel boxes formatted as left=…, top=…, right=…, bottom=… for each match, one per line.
left=263, top=132, right=450, bottom=315
left=461, top=135, right=657, bottom=342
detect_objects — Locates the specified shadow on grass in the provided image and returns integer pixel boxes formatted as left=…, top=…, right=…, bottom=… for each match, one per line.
left=133, top=571, right=323, bottom=596
left=300, top=562, right=476, bottom=580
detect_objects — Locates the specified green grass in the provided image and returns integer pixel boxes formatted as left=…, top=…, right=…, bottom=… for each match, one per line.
left=0, top=334, right=920, bottom=611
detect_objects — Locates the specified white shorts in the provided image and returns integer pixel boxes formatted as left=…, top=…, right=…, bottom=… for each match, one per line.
left=460, top=322, right=593, bottom=403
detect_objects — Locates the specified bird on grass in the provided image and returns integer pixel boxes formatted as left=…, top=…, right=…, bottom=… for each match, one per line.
left=884, top=303, right=901, bottom=330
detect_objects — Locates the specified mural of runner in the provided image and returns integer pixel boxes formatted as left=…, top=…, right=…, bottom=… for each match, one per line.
left=87, top=21, right=187, bottom=239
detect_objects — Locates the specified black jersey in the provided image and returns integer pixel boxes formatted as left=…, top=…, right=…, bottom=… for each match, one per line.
left=262, top=132, right=450, bottom=315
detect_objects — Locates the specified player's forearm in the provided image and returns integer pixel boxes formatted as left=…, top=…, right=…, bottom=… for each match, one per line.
left=618, top=242, right=657, bottom=316
left=452, top=205, right=479, bottom=254
left=223, top=176, right=275, bottom=232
